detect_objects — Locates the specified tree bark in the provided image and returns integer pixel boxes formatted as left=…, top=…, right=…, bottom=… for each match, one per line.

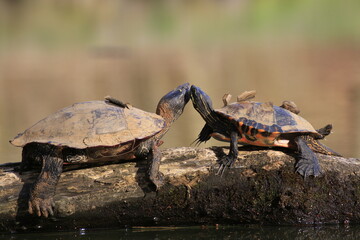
left=1, top=146, right=360, bottom=232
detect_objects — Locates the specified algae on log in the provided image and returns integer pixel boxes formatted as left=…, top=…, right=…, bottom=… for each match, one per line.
left=1, top=146, right=360, bottom=232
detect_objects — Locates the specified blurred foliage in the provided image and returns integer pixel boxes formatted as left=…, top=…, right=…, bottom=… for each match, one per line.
left=1, top=0, right=360, bottom=50
left=1, top=0, right=360, bottom=163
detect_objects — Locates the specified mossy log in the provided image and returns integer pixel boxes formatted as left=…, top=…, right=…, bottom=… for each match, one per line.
left=1, top=146, right=360, bottom=232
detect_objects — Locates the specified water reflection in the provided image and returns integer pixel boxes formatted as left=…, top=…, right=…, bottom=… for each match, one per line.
left=2, top=225, right=360, bottom=240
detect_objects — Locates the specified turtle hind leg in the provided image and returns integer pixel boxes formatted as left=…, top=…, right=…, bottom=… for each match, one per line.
left=294, top=136, right=322, bottom=177
left=29, top=144, right=64, bottom=217
left=216, top=131, right=238, bottom=176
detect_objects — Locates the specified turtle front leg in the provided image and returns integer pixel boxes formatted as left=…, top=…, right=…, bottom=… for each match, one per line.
left=216, top=131, right=238, bottom=176
left=148, top=141, right=164, bottom=190
left=29, top=152, right=63, bottom=217
left=294, top=136, right=322, bottom=177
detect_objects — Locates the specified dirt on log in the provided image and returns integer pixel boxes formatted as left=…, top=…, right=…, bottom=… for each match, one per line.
left=1, top=146, right=360, bottom=232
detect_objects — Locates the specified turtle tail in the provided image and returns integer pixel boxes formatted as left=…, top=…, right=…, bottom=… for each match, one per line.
left=302, top=135, right=342, bottom=157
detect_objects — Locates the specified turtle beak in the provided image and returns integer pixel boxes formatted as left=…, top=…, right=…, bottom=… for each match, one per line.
left=156, top=83, right=191, bottom=117
left=190, top=85, right=213, bottom=116
left=167, top=82, right=191, bottom=107
left=173, top=82, right=191, bottom=104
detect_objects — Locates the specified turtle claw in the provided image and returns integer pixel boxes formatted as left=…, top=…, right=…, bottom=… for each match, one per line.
left=216, top=164, right=226, bottom=176
left=150, top=172, right=165, bottom=190
left=295, top=161, right=322, bottom=178
left=216, top=156, right=235, bottom=176
left=28, top=197, right=55, bottom=218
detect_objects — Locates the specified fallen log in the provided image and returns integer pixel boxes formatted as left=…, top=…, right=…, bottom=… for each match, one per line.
left=1, top=146, right=360, bottom=232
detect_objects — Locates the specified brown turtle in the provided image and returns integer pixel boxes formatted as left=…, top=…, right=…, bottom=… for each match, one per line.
left=10, top=83, right=190, bottom=217
left=190, top=85, right=340, bottom=177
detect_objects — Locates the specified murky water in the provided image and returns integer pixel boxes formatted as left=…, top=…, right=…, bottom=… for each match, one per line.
left=2, top=225, right=360, bottom=240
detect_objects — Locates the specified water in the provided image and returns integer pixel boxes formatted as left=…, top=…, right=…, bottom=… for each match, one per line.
left=2, top=225, right=360, bottom=240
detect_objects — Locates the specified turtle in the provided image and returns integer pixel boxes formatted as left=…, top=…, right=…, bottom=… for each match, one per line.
left=10, top=83, right=191, bottom=217
left=190, top=85, right=341, bottom=177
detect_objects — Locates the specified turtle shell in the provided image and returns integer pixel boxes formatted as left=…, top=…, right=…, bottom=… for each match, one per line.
left=10, top=101, right=165, bottom=149
left=213, top=101, right=320, bottom=147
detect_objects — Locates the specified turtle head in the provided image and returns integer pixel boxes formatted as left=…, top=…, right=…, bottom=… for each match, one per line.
left=156, top=83, right=191, bottom=130
left=190, top=85, right=214, bottom=122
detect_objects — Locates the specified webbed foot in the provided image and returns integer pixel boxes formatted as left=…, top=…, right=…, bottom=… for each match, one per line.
left=28, top=195, right=55, bottom=218
left=27, top=151, right=63, bottom=217
left=295, top=159, right=322, bottom=177
left=295, top=136, right=322, bottom=178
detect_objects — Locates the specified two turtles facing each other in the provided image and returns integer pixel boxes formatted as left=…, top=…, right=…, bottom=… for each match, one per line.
left=10, top=83, right=341, bottom=217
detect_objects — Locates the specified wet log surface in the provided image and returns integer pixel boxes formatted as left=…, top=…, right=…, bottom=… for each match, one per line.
left=1, top=146, right=360, bottom=232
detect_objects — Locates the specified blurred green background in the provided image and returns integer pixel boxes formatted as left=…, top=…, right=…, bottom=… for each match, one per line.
left=1, top=0, right=360, bottom=163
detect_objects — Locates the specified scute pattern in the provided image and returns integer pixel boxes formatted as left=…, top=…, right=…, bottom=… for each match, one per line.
left=216, top=102, right=317, bottom=134
left=10, top=101, right=165, bottom=148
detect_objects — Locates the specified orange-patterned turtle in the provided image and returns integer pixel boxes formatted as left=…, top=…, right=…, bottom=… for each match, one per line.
left=190, top=85, right=340, bottom=177
left=10, top=83, right=190, bottom=217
